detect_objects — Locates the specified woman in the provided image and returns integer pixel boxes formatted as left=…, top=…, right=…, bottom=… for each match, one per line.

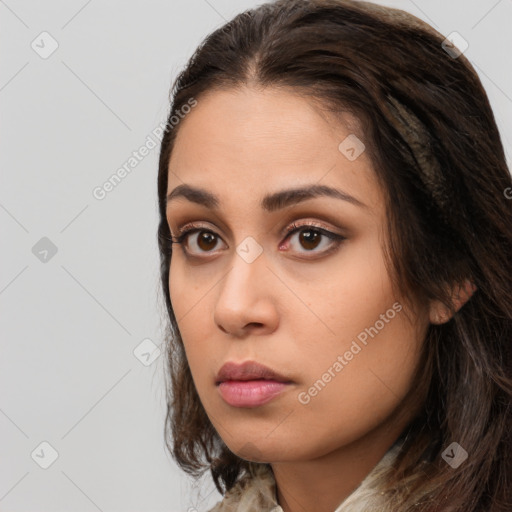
left=156, top=0, right=512, bottom=510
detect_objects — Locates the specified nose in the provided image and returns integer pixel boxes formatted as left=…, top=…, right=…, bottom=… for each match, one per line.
left=213, top=250, right=279, bottom=337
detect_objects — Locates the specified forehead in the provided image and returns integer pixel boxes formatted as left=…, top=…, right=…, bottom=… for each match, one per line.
left=166, top=87, right=383, bottom=212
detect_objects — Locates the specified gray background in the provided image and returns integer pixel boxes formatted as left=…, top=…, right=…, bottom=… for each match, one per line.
left=1, top=0, right=511, bottom=511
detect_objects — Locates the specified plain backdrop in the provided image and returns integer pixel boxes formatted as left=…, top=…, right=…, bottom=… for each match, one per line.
left=1, top=0, right=511, bottom=511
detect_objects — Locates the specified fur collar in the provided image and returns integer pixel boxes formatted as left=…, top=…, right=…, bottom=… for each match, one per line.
left=208, top=441, right=403, bottom=512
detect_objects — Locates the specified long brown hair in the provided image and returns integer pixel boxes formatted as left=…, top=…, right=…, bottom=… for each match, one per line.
left=156, top=1, right=512, bottom=510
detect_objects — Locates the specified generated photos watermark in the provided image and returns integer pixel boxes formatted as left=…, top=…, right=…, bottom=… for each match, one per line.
left=298, top=301, right=403, bottom=405
left=92, top=97, right=197, bottom=201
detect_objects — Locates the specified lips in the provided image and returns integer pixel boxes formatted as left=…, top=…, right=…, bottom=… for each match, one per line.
left=215, top=360, right=292, bottom=385
left=215, top=360, right=293, bottom=408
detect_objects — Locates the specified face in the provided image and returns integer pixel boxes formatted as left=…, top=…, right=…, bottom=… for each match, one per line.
left=165, top=86, right=430, bottom=463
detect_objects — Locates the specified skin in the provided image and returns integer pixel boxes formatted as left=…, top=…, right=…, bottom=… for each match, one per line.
left=165, top=86, right=474, bottom=512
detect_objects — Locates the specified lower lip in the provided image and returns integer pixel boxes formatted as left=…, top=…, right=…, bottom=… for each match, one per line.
left=217, top=380, right=291, bottom=407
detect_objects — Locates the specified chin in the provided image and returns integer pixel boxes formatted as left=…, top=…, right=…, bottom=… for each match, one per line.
left=232, top=437, right=312, bottom=464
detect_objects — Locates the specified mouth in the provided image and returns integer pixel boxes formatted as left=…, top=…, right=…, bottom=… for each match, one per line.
left=215, top=360, right=292, bottom=385
left=217, top=379, right=292, bottom=408
left=215, top=360, right=293, bottom=408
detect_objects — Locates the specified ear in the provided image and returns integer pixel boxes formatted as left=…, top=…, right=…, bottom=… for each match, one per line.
left=429, top=278, right=477, bottom=325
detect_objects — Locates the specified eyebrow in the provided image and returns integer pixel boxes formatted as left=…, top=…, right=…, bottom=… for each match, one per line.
left=166, top=183, right=368, bottom=212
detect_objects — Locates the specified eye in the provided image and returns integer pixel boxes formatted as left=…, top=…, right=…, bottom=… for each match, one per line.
left=171, top=225, right=226, bottom=255
left=170, top=221, right=346, bottom=259
left=281, top=221, right=346, bottom=257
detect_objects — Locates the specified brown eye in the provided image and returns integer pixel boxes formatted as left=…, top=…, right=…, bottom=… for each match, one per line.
left=283, top=223, right=346, bottom=258
left=172, top=222, right=345, bottom=260
left=297, top=229, right=322, bottom=250
left=196, top=231, right=218, bottom=251
left=173, top=228, right=225, bottom=255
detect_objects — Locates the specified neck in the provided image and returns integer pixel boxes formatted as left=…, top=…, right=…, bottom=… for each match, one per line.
left=270, top=412, right=410, bottom=512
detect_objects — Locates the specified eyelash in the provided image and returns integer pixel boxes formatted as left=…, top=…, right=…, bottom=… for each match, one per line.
left=168, top=221, right=346, bottom=258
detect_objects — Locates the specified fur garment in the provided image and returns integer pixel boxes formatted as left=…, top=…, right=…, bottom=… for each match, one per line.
left=207, top=441, right=402, bottom=512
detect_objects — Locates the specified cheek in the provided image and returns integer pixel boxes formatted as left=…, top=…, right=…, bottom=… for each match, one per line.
left=168, top=258, right=200, bottom=365
left=168, top=257, right=220, bottom=393
left=168, top=255, right=178, bottom=309
left=288, top=239, right=423, bottom=445
left=292, top=310, right=423, bottom=456
left=168, top=255, right=203, bottom=322
left=294, top=232, right=396, bottom=350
